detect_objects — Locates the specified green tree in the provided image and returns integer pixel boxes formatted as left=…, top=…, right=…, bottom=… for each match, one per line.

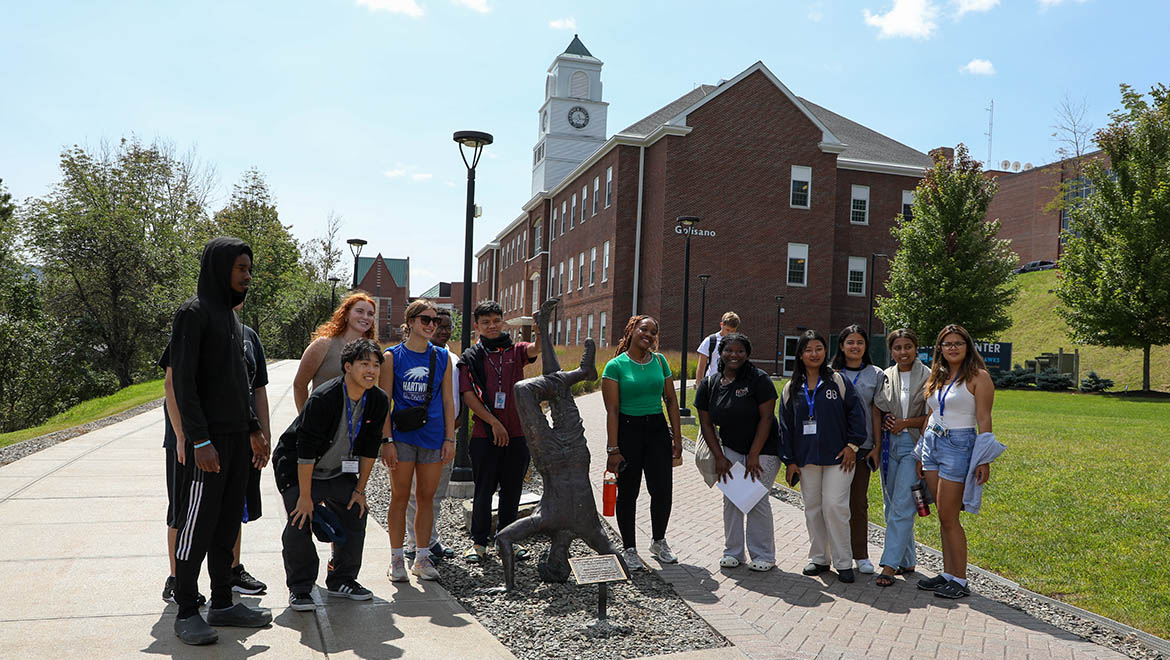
left=22, top=139, right=211, bottom=387
left=1057, top=83, right=1170, bottom=392
left=875, top=144, right=1019, bottom=343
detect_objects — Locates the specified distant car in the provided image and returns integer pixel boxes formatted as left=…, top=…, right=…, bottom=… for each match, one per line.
left=1014, top=260, right=1056, bottom=274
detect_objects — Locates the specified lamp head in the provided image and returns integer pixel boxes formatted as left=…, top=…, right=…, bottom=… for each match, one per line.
left=328, top=276, right=341, bottom=284
left=453, top=131, right=494, bottom=148
left=347, top=238, right=367, bottom=259
left=676, top=215, right=700, bottom=227
left=698, top=274, right=711, bottom=283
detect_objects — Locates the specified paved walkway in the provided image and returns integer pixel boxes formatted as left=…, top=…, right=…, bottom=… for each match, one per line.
left=572, top=390, right=1129, bottom=660
left=0, top=360, right=514, bottom=660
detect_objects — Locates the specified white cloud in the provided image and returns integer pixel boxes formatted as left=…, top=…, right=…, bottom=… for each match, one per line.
left=444, top=181, right=456, bottom=188
left=960, top=58, right=996, bottom=75
left=357, top=0, right=423, bottom=17
left=1038, top=0, right=1088, bottom=5
left=863, top=0, right=939, bottom=39
left=411, top=173, right=433, bottom=181
left=808, top=1, right=825, bottom=22
left=549, top=17, right=576, bottom=30
left=384, top=165, right=433, bottom=182
left=954, top=0, right=998, bottom=16
left=453, top=0, right=490, bottom=13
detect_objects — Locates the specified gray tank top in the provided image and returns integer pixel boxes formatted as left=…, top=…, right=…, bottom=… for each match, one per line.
left=311, top=337, right=345, bottom=392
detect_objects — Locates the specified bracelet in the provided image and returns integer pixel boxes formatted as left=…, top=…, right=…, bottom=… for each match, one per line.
left=354, top=488, right=365, bottom=496
left=606, top=446, right=621, bottom=455
left=444, top=438, right=456, bottom=444
left=194, top=441, right=211, bottom=449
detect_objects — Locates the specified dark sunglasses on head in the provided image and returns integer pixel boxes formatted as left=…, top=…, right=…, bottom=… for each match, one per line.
left=415, top=315, right=440, bottom=326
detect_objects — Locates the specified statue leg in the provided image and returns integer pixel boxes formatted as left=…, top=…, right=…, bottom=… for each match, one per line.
left=560, top=337, right=598, bottom=387
left=534, top=298, right=562, bottom=375
left=538, top=530, right=574, bottom=583
left=579, top=516, right=630, bottom=576
left=496, top=512, right=545, bottom=592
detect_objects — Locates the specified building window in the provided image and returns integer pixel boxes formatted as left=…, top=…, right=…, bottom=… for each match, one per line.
left=384, top=298, right=393, bottom=321
left=901, top=190, right=914, bottom=221
left=787, top=243, right=808, bottom=286
left=588, top=313, right=594, bottom=339
left=581, top=186, right=587, bottom=222
left=600, top=312, right=607, bottom=347
left=589, top=247, right=597, bottom=285
left=850, top=185, right=870, bottom=225
left=561, top=201, right=567, bottom=234
left=783, top=336, right=799, bottom=376
left=520, top=280, right=525, bottom=313
left=548, top=265, right=555, bottom=298
left=605, top=167, right=613, bottom=207
left=568, top=259, right=574, bottom=294
left=565, top=317, right=573, bottom=345
left=532, top=277, right=539, bottom=312
left=558, top=262, right=564, bottom=295
left=533, top=223, right=543, bottom=255
left=593, top=176, right=599, bottom=215
left=576, top=316, right=582, bottom=345
left=1061, top=175, right=1095, bottom=240
left=570, top=71, right=589, bottom=98
left=570, top=194, right=577, bottom=229
left=551, top=209, right=557, bottom=241
left=556, top=319, right=562, bottom=345
left=577, top=252, right=585, bottom=289
left=790, top=165, right=811, bottom=208
left=848, top=256, right=867, bottom=296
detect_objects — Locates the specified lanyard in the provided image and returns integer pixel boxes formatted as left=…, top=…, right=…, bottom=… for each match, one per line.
left=803, top=377, right=820, bottom=420
left=845, top=368, right=862, bottom=386
left=938, top=376, right=959, bottom=418
left=485, top=347, right=505, bottom=391
left=343, top=380, right=367, bottom=455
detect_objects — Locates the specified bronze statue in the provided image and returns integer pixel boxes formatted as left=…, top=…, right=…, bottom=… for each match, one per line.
left=493, top=297, right=627, bottom=591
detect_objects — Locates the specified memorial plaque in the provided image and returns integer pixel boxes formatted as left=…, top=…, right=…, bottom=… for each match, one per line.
left=569, top=555, right=628, bottom=585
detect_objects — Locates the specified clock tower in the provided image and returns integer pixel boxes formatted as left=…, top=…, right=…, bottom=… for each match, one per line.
left=531, top=35, right=609, bottom=196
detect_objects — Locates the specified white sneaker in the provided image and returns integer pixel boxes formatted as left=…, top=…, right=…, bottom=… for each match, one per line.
left=622, top=547, right=644, bottom=571
left=648, top=539, right=678, bottom=564
left=856, top=559, right=876, bottom=574
left=388, top=556, right=408, bottom=582
left=411, top=554, right=440, bottom=581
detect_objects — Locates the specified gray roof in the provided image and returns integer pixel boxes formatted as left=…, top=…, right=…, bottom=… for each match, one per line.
left=799, top=98, right=931, bottom=168
left=619, top=85, right=718, bottom=137
left=562, top=35, right=592, bottom=58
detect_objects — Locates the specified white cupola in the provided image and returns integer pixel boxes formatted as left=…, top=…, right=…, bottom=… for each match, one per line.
left=531, top=35, right=609, bottom=196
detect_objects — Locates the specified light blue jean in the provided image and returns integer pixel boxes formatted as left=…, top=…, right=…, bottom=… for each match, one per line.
left=879, top=430, right=918, bottom=570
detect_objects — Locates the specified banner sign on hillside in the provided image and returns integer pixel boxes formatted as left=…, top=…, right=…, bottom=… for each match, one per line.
left=917, top=341, right=1012, bottom=374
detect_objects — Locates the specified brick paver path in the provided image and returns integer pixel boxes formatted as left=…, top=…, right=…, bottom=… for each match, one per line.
left=573, top=390, right=1127, bottom=660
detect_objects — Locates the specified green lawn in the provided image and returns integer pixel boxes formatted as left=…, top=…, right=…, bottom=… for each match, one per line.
left=681, top=386, right=1170, bottom=638
left=0, top=379, right=164, bottom=449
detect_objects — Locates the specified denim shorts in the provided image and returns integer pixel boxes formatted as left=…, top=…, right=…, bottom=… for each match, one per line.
left=919, top=427, right=975, bottom=483
left=395, top=441, right=444, bottom=464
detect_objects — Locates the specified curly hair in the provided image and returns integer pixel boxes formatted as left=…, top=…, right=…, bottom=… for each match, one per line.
left=312, top=292, right=378, bottom=342
left=924, top=324, right=987, bottom=396
left=614, top=315, right=659, bottom=356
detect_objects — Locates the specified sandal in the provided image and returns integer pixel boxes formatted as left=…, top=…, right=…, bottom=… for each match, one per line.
left=894, top=566, right=916, bottom=575
left=875, top=573, right=896, bottom=587
left=463, top=544, right=487, bottom=564
left=747, top=560, right=774, bottom=572
left=719, top=556, right=741, bottom=568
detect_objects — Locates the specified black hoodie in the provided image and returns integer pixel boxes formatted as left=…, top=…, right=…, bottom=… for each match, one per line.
left=171, top=237, right=260, bottom=442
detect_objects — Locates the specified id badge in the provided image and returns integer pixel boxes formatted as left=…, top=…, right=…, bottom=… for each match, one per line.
left=494, top=391, right=507, bottom=409
left=929, top=422, right=947, bottom=436
left=803, top=420, right=817, bottom=435
left=341, top=458, right=360, bottom=474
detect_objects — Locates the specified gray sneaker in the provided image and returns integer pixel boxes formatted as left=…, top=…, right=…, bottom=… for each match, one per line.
left=648, top=538, right=678, bottom=564
left=174, top=614, right=218, bottom=645
left=205, top=602, right=272, bottom=628
left=622, top=547, right=644, bottom=571
left=411, top=554, right=440, bottom=581
left=388, top=556, right=409, bottom=582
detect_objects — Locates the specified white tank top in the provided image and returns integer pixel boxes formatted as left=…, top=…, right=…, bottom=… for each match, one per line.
left=926, top=379, right=977, bottom=429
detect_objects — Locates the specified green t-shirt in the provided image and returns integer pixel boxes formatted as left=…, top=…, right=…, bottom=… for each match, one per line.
left=602, top=351, right=673, bottom=416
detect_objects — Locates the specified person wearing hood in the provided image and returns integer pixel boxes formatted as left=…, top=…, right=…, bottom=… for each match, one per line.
left=457, top=300, right=539, bottom=564
left=169, top=236, right=272, bottom=645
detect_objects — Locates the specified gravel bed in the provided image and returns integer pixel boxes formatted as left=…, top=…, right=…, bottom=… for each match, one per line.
left=365, top=463, right=728, bottom=660
left=0, top=399, right=164, bottom=467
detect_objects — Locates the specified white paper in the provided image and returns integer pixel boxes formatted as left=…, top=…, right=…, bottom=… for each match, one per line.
left=716, top=461, right=770, bottom=514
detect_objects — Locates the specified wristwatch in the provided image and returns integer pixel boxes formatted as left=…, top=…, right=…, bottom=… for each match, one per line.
left=846, top=443, right=860, bottom=453
left=381, top=437, right=394, bottom=444
left=444, top=438, right=456, bottom=444
left=606, top=446, right=621, bottom=455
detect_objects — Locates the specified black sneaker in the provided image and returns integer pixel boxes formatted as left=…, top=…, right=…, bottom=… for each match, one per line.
left=230, top=564, right=267, bottom=595
left=206, top=602, right=272, bottom=627
left=837, top=569, right=855, bottom=583
left=917, top=574, right=949, bottom=591
left=174, top=613, right=218, bottom=645
left=934, top=579, right=970, bottom=599
left=327, top=581, right=373, bottom=601
left=802, top=563, right=831, bottom=576
left=163, top=576, right=207, bottom=606
left=289, top=592, right=315, bottom=611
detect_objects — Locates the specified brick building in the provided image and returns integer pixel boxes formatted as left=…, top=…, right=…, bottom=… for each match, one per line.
left=984, top=152, right=1104, bottom=264
left=476, top=37, right=932, bottom=374
left=416, top=281, right=476, bottom=312
left=355, top=254, right=409, bottom=341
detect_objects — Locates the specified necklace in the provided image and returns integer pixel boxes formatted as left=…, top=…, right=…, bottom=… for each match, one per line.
left=628, top=350, right=653, bottom=367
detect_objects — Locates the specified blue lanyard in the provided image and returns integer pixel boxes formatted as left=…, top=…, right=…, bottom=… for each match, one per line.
left=845, top=368, right=862, bottom=386
left=343, top=380, right=367, bottom=455
left=803, top=378, right=820, bottom=420
left=937, top=376, right=959, bottom=418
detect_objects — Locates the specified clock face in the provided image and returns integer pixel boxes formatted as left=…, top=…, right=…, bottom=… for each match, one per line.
left=568, top=106, right=590, bottom=129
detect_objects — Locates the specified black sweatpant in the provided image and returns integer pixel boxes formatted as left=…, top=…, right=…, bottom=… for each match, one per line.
left=469, top=435, right=531, bottom=546
left=280, top=474, right=366, bottom=593
left=171, top=431, right=251, bottom=618
left=616, top=413, right=673, bottom=550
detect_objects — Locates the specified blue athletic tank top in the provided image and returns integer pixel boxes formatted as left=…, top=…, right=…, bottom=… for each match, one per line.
left=387, top=342, right=449, bottom=449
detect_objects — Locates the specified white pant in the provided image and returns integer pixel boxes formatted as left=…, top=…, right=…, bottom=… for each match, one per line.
left=799, top=463, right=854, bottom=570
left=722, top=447, right=782, bottom=564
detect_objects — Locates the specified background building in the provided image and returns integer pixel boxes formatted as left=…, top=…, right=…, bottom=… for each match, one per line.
left=355, top=254, right=409, bottom=341
left=416, top=281, right=476, bottom=312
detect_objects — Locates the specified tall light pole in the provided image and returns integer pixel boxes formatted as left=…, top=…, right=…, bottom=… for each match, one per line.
left=452, top=130, right=494, bottom=489
left=774, top=295, right=786, bottom=376
left=347, top=238, right=367, bottom=290
left=697, top=274, right=711, bottom=347
left=328, top=276, right=341, bottom=310
left=867, top=253, right=890, bottom=345
left=677, top=216, right=699, bottom=418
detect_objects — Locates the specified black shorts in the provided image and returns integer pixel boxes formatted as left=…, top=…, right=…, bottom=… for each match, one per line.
left=165, top=445, right=178, bottom=528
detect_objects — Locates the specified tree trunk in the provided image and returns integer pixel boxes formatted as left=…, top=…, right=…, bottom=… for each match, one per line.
left=1143, top=344, right=1151, bottom=392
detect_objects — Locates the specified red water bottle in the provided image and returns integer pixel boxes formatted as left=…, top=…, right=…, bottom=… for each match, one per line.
left=910, top=482, right=930, bottom=517
left=602, top=471, right=617, bottom=517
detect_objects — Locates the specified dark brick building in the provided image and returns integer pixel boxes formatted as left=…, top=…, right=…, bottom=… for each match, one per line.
left=355, top=254, right=409, bottom=341
left=477, top=42, right=932, bottom=374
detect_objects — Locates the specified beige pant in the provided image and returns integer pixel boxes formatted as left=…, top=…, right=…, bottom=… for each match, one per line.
left=799, top=463, right=855, bottom=570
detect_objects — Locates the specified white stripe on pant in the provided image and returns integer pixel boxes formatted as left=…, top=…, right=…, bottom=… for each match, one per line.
left=799, top=463, right=854, bottom=570
left=175, top=471, right=204, bottom=561
left=721, top=446, right=782, bottom=564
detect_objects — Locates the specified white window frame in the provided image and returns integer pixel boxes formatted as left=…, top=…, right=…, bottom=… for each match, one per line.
left=581, top=185, right=587, bottom=222
left=602, top=241, right=610, bottom=282
left=592, top=176, right=599, bottom=215
left=570, top=194, right=577, bottom=229
left=575, top=316, right=582, bottom=345
left=532, top=277, right=540, bottom=312
left=787, top=243, right=808, bottom=287
left=902, top=190, right=914, bottom=220
left=850, top=185, right=870, bottom=225
left=848, top=256, right=867, bottom=296
left=600, top=312, right=607, bottom=347
left=589, top=247, right=597, bottom=286
left=519, top=280, right=525, bottom=312
left=782, top=335, right=800, bottom=376
left=578, top=252, right=585, bottom=290
left=588, top=313, right=594, bottom=339
left=556, top=319, right=562, bottom=345
left=565, top=317, right=572, bottom=345
left=568, top=259, right=574, bottom=292
left=551, top=209, right=558, bottom=241
left=790, top=165, right=811, bottom=209
left=559, top=262, right=564, bottom=295
left=605, top=167, right=612, bottom=207
left=548, top=265, right=555, bottom=298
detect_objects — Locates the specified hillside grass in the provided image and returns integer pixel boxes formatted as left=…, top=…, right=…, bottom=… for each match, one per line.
left=1000, top=270, right=1169, bottom=391
left=0, top=378, right=165, bottom=449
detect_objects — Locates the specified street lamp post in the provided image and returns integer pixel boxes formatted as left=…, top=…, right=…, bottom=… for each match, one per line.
left=347, top=238, right=367, bottom=290
left=452, top=130, right=494, bottom=490
left=328, top=276, right=341, bottom=310
left=867, top=253, right=890, bottom=342
left=774, top=296, right=785, bottom=376
left=677, top=216, right=699, bottom=419
left=697, top=274, right=711, bottom=347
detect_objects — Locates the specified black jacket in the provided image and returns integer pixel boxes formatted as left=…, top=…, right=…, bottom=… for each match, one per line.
left=779, top=372, right=867, bottom=467
left=272, top=376, right=389, bottom=492
left=170, top=237, right=260, bottom=442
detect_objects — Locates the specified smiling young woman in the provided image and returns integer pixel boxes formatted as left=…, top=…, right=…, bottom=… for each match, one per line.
left=292, top=293, right=379, bottom=413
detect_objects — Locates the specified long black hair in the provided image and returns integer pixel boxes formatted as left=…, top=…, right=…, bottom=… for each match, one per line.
left=715, top=332, right=755, bottom=382
left=790, top=329, right=835, bottom=393
left=829, top=323, right=873, bottom=370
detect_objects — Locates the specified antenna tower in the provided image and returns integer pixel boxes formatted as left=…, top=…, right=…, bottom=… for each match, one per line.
left=985, top=99, right=994, bottom=166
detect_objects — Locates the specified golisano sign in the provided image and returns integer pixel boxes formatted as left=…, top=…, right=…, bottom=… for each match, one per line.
left=674, top=225, right=717, bottom=237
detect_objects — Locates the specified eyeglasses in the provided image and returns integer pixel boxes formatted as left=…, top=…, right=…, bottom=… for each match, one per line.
left=415, top=315, right=440, bottom=326
left=940, top=341, right=966, bottom=349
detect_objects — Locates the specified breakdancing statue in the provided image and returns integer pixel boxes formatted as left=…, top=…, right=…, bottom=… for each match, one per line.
left=493, top=297, right=627, bottom=592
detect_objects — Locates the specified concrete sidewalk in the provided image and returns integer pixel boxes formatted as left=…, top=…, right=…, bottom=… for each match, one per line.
left=572, top=390, right=1129, bottom=660
left=0, top=359, right=514, bottom=659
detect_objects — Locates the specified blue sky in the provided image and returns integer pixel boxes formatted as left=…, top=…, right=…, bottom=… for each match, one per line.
left=3, top=0, right=1166, bottom=294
